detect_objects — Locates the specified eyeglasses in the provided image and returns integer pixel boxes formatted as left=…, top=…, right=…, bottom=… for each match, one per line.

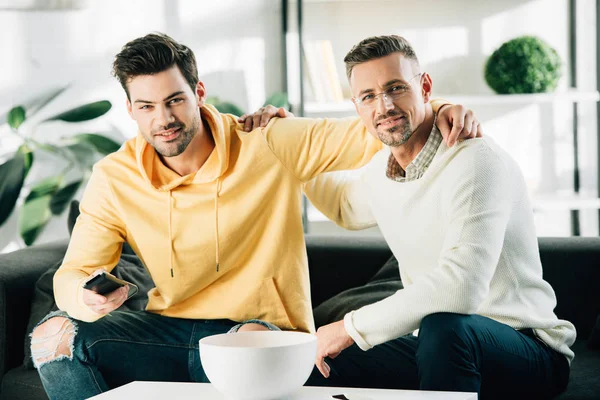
left=353, top=73, right=422, bottom=108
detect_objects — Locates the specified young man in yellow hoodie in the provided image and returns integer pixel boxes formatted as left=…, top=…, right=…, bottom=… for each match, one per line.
left=29, top=33, right=479, bottom=398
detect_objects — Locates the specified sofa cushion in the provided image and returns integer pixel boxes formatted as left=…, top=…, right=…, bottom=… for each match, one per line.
left=555, top=340, right=600, bottom=399
left=313, top=255, right=402, bottom=328
left=588, top=314, right=600, bottom=350
left=22, top=254, right=154, bottom=369
left=0, top=366, right=45, bottom=400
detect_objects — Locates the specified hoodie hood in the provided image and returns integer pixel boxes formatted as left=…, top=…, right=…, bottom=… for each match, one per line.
left=134, top=103, right=231, bottom=191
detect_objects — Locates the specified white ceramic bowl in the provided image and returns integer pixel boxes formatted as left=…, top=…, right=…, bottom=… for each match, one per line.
left=199, top=331, right=317, bottom=400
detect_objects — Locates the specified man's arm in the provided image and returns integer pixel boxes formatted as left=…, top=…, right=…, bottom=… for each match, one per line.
left=261, top=116, right=382, bottom=182
left=257, top=100, right=461, bottom=183
left=53, top=166, right=127, bottom=322
left=303, top=169, right=375, bottom=230
left=345, top=144, right=512, bottom=350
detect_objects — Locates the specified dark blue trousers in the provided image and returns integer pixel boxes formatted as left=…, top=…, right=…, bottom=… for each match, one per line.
left=306, top=313, right=570, bottom=400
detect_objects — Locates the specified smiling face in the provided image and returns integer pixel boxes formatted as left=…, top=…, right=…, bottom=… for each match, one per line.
left=350, top=53, right=432, bottom=147
left=126, top=65, right=204, bottom=157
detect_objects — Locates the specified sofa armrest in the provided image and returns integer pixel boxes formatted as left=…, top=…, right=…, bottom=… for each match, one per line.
left=305, top=235, right=392, bottom=307
left=0, top=240, right=68, bottom=382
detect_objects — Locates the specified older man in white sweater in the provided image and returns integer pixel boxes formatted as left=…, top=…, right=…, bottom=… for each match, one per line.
left=256, top=35, right=575, bottom=399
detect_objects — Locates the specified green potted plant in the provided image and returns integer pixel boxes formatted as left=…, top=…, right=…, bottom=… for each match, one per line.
left=484, top=35, right=563, bottom=94
left=0, top=88, right=121, bottom=245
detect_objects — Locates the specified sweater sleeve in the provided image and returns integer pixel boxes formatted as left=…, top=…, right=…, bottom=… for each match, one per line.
left=303, top=169, right=376, bottom=230
left=53, top=166, right=126, bottom=322
left=345, top=142, right=513, bottom=350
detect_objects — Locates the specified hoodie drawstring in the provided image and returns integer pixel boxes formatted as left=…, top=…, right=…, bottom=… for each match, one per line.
left=168, top=191, right=174, bottom=277
left=215, top=178, right=222, bottom=272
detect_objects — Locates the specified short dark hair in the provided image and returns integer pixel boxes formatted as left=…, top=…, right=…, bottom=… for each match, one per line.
left=344, top=35, right=419, bottom=81
left=112, top=32, right=199, bottom=99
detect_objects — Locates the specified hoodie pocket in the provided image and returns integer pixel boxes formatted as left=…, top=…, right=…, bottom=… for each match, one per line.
left=260, top=277, right=297, bottom=330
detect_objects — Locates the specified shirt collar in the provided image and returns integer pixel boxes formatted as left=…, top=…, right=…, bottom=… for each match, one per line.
left=385, top=116, right=442, bottom=182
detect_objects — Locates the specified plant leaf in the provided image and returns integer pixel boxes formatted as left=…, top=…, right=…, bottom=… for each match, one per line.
left=212, top=102, right=245, bottom=117
left=44, top=100, right=112, bottom=122
left=19, top=194, right=53, bottom=246
left=18, top=144, right=34, bottom=178
left=0, top=153, right=26, bottom=226
left=263, top=92, right=289, bottom=110
left=50, top=180, right=82, bottom=215
left=7, top=106, right=26, bottom=129
left=73, top=133, right=121, bottom=154
left=64, top=142, right=97, bottom=168
left=19, top=176, right=63, bottom=245
left=26, top=176, right=62, bottom=202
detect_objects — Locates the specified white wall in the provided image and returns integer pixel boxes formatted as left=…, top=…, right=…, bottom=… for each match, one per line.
left=0, top=0, right=284, bottom=252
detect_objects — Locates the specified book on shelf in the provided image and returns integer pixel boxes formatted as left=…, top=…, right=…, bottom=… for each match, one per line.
left=302, top=39, right=344, bottom=103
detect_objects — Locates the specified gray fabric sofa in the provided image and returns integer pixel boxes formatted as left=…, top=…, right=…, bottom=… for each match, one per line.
left=0, top=236, right=599, bottom=399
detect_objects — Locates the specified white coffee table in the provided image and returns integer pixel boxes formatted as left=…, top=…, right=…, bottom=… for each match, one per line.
left=88, top=381, right=477, bottom=399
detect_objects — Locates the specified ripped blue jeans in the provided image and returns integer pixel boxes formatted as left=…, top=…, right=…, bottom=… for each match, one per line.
left=31, top=310, right=280, bottom=400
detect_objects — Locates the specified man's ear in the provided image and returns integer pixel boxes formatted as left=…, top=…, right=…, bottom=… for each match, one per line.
left=126, top=99, right=134, bottom=119
left=196, top=81, right=207, bottom=107
left=420, top=73, right=433, bottom=103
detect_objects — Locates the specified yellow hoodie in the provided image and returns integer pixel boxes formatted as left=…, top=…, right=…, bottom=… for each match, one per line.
left=54, top=101, right=448, bottom=333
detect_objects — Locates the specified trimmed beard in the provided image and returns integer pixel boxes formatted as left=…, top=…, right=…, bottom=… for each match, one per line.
left=151, top=114, right=201, bottom=157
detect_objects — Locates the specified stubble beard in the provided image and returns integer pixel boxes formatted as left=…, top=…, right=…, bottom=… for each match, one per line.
left=150, top=114, right=201, bottom=157
left=376, top=111, right=413, bottom=147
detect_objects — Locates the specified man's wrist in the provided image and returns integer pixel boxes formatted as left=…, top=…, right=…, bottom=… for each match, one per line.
left=437, top=103, right=450, bottom=116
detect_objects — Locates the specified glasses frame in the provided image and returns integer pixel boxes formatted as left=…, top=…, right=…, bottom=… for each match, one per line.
left=352, top=73, right=423, bottom=109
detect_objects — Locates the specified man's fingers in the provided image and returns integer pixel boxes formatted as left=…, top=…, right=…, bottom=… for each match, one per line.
left=260, top=111, right=274, bottom=127
left=238, top=114, right=248, bottom=123
left=471, top=120, right=479, bottom=138
left=324, top=360, right=331, bottom=376
left=105, top=286, right=128, bottom=306
left=244, top=117, right=253, bottom=132
left=462, top=112, right=475, bottom=137
left=315, top=357, right=330, bottom=378
left=476, top=122, right=483, bottom=137
left=448, top=124, right=463, bottom=147
left=83, top=290, right=107, bottom=305
left=252, top=112, right=262, bottom=131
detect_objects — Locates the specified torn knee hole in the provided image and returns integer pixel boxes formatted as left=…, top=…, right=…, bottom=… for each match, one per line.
left=31, top=317, right=76, bottom=366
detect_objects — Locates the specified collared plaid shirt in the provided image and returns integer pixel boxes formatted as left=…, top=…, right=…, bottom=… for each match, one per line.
left=385, top=121, right=443, bottom=182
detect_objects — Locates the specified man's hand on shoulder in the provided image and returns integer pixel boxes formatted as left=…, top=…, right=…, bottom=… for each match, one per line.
left=238, top=105, right=295, bottom=132
left=437, top=104, right=483, bottom=147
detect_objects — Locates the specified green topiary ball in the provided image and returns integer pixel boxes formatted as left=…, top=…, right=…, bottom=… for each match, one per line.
left=484, top=36, right=563, bottom=94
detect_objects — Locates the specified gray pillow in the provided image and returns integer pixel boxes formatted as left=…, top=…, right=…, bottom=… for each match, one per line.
left=313, top=255, right=403, bottom=328
left=23, top=202, right=154, bottom=369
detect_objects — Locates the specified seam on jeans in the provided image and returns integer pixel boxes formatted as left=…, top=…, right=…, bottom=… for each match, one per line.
left=86, top=338, right=193, bottom=350
left=86, top=363, right=103, bottom=393
left=7, top=381, right=43, bottom=389
left=189, top=321, right=198, bottom=373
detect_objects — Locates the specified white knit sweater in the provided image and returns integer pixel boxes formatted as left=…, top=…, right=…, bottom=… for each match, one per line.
left=304, top=135, right=576, bottom=362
